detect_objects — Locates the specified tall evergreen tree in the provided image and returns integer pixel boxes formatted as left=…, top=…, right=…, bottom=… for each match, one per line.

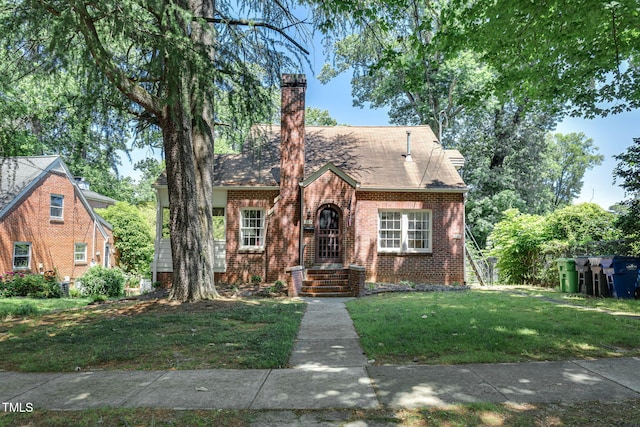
left=3, top=1, right=311, bottom=301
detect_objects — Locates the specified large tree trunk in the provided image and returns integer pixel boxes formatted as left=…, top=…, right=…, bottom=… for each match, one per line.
left=161, top=99, right=218, bottom=302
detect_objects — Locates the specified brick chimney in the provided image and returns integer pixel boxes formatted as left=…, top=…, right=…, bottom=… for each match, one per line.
left=280, top=74, right=306, bottom=192
left=267, top=74, right=306, bottom=282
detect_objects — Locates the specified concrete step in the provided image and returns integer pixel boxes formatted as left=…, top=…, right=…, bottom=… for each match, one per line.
left=299, top=291, right=354, bottom=297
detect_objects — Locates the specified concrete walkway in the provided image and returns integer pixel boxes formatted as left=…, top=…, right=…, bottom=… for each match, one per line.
left=1, top=297, right=640, bottom=412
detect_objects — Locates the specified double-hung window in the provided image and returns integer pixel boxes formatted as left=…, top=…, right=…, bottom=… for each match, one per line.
left=240, top=208, right=264, bottom=249
left=74, top=243, right=88, bottom=263
left=378, top=210, right=431, bottom=253
left=50, top=194, right=64, bottom=219
left=13, top=242, right=31, bottom=269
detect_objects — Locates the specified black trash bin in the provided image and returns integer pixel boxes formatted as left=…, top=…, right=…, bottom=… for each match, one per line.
left=600, top=256, right=640, bottom=299
left=588, top=256, right=610, bottom=297
left=59, top=281, right=70, bottom=298
left=574, top=257, right=593, bottom=296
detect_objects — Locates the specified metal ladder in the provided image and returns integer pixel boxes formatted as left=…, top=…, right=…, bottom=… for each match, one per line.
left=465, top=225, right=493, bottom=286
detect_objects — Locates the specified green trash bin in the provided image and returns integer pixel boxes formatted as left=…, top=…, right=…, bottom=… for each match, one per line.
left=557, top=258, right=579, bottom=293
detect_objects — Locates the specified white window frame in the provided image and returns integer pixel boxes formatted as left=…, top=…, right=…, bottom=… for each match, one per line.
left=50, top=194, right=64, bottom=219
left=240, top=208, right=265, bottom=249
left=378, top=210, right=432, bottom=253
left=13, top=242, right=32, bottom=270
left=74, top=243, right=88, bottom=263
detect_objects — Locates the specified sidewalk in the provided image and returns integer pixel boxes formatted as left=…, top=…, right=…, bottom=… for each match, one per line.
left=1, top=297, right=640, bottom=411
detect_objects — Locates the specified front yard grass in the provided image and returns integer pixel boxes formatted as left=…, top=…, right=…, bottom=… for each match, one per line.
left=0, top=297, right=92, bottom=318
left=0, top=298, right=304, bottom=372
left=347, top=290, right=640, bottom=365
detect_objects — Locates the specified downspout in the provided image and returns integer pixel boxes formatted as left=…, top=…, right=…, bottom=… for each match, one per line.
left=152, top=188, right=161, bottom=284
left=92, top=215, right=96, bottom=266
left=299, top=184, right=305, bottom=266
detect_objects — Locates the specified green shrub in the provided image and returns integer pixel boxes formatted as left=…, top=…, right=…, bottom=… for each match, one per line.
left=0, top=272, right=62, bottom=298
left=78, top=266, right=126, bottom=297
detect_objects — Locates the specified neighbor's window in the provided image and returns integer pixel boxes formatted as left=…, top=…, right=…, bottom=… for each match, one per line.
left=74, top=243, right=88, bottom=263
left=378, top=210, right=431, bottom=253
left=50, top=194, right=64, bottom=219
left=240, top=208, right=264, bottom=249
left=13, top=242, right=31, bottom=269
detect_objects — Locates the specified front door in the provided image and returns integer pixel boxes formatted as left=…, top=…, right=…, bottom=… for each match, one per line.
left=315, top=205, right=341, bottom=264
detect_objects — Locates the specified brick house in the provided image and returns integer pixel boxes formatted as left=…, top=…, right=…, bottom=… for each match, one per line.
left=0, top=156, right=115, bottom=281
left=152, top=74, right=467, bottom=296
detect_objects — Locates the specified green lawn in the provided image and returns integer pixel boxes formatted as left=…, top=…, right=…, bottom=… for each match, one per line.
left=0, top=298, right=304, bottom=372
left=0, top=297, right=92, bottom=318
left=346, top=290, right=640, bottom=365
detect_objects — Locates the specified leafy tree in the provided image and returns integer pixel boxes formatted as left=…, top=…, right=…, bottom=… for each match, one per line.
left=305, top=107, right=338, bottom=126
left=613, top=137, right=640, bottom=255
left=97, top=202, right=154, bottom=277
left=452, top=98, right=558, bottom=246
left=545, top=133, right=604, bottom=208
left=449, top=0, right=640, bottom=117
left=317, top=1, right=494, bottom=139
left=4, top=1, right=312, bottom=301
left=489, top=209, right=548, bottom=285
left=490, top=203, right=622, bottom=285
left=545, top=203, right=619, bottom=244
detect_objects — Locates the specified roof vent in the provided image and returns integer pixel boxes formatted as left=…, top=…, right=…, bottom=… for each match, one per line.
left=405, top=130, right=413, bottom=162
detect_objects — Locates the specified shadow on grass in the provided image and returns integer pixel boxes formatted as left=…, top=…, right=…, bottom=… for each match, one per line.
left=0, top=297, right=305, bottom=372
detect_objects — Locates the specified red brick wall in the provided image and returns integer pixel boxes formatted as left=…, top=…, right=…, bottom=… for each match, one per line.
left=353, top=191, right=465, bottom=285
left=302, top=169, right=357, bottom=266
left=219, top=189, right=279, bottom=284
left=218, top=187, right=465, bottom=287
left=0, top=171, right=114, bottom=281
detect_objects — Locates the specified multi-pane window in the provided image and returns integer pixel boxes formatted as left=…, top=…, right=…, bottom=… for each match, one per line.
left=407, top=211, right=430, bottom=250
left=240, top=209, right=264, bottom=248
left=378, top=210, right=432, bottom=253
left=379, top=211, right=401, bottom=249
left=13, top=242, right=31, bottom=269
left=74, top=243, right=87, bottom=263
left=50, top=194, right=64, bottom=219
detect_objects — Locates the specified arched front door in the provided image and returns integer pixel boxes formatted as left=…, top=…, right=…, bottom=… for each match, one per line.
left=315, top=205, right=342, bottom=264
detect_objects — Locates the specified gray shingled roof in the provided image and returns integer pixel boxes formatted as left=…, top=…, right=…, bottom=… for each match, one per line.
left=0, top=156, right=61, bottom=213
left=212, top=125, right=466, bottom=191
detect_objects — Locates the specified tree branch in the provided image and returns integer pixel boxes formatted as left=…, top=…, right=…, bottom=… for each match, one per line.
left=70, top=1, right=162, bottom=118
left=203, top=17, right=309, bottom=55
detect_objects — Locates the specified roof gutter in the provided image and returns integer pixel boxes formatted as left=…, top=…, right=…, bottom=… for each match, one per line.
left=357, top=186, right=469, bottom=193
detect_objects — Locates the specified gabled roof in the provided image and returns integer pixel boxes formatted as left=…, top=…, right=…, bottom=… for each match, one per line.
left=300, top=162, right=360, bottom=189
left=211, top=125, right=467, bottom=191
left=0, top=156, right=112, bottom=236
left=0, top=156, right=63, bottom=215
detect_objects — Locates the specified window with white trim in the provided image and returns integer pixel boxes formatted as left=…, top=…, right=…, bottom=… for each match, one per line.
left=50, top=194, right=64, bottom=219
left=378, top=210, right=432, bottom=253
left=74, top=243, right=88, bottom=263
left=13, top=242, right=31, bottom=269
left=240, top=208, right=264, bottom=249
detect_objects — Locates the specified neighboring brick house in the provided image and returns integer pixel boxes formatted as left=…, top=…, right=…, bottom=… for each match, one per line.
left=0, top=156, right=115, bottom=281
left=153, top=74, right=467, bottom=296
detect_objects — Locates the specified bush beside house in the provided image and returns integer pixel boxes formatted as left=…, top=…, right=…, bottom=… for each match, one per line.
left=0, top=271, right=62, bottom=298
left=489, top=203, right=624, bottom=286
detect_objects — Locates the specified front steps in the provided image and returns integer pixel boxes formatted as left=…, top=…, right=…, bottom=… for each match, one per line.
left=300, top=267, right=352, bottom=297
